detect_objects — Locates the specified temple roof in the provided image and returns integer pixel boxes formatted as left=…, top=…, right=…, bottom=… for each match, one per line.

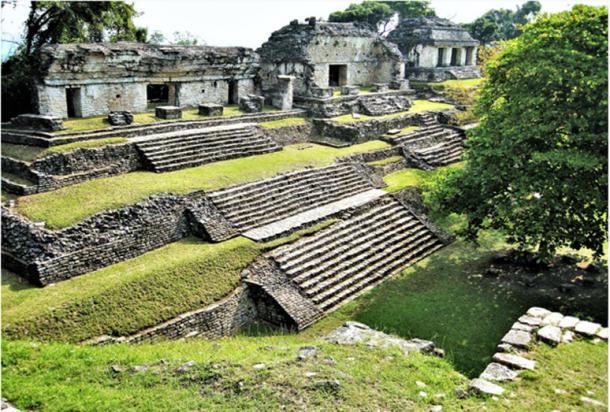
left=388, top=16, right=479, bottom=54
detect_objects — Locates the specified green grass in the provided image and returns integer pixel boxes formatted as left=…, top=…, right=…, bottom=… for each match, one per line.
left=54, top=106, right=280, bottom=134
left=330, top=100, right=454, bottom=124
left=432, top=79, right=484, bottom=89
left=2, top=138, right=128, bottom=162
left=14, top=141, right=389, bottom=229
left=1, top=190, right=17, bottom=203
left=383, top=163, right=464, bottom=193
left=367, top=156, right=404, bottom=167
left=384, top=125, right=420, bottom=137
left=259, top=118, right=307, bottom=129
left=2, top=237, right=259, bottom=342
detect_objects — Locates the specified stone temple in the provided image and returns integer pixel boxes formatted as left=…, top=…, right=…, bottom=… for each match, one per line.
left=2, top=16, right=478, bottom=341
left=388, top=16, right=481, bottom=81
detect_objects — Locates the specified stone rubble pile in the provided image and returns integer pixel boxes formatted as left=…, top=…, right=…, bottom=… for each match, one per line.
left=467, top=306, right=607, bottom=400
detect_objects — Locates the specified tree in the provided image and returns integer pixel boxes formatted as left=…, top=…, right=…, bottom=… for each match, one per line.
left=147, top=30, right=166, bottom=44
left=464, top=1, right=541, bottom=44
left=171, top=31, right=204, bottom=46
left=328, top=1, right=435, bottom=35
left=2, top=1, right=147, bottom=120
left=427, top=6, right=608, bottom=261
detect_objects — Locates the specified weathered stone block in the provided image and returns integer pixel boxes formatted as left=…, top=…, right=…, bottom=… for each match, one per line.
left=526, top=307, right=551, bottom=318
left=12, top=114, right=64, bottom=132
left=155, top=106, right=182, bottom=119
left=239, top=94, right=265, bottom=113
left=537, top=325, right=562, bottom=345
left=492, top=353, right=536, bottom=370
left=469, top=378, right=504, bottom=396
left=574, top=320, right=602, bottom=336
left=341, top=85, right=359, bottom=96
left=371, top=83, right=389, bottom=93
left=271, top=75, right=295, bottom=110
left=480, top=363, right=518, bottom=382
left=107, top=111, right=134, bottom=126
left=389, top=79, right=410, bottom=90
left=198, top=103, right=223, bottom=116
left=310, top=87, right=333, bottom=98
left=501, top=329, right=531, bottom=349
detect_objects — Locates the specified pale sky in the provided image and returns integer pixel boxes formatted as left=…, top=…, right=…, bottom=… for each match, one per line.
left=1, top=0, right=607, bottom=58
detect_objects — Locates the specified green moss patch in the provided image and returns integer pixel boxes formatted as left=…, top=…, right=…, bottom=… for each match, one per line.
left=383, top=163, right=464, bottom=193
left=259, top=117, right=307, bottom=129
left=367, top=156, right=404, bottom=167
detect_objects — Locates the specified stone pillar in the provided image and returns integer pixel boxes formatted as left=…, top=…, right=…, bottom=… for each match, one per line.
left=459, top=48, right=467, bottom=66
left=272, top=75, right=295, bottom=110
left=443, top=48, right=452, bottom=67
left=472, top=47, right=478, bottom=65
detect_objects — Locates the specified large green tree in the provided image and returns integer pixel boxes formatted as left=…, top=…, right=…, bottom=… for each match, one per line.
left=464, top=1, right=541, bottom=44
left=329, top=1, right=435, bottom=35
left=2, top=1, right=146, bottom=120
left=428, top=5, right=608, bottom=261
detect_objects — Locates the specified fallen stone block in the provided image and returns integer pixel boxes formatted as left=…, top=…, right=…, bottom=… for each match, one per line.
left=541, top=312, right=564, bottom=326
left=310, top=87, right=333, bottom=98
left=492, top=353, right=536, bottom=371
left=198, top=103, right=223, bottom=116
left=558, top=316, right=580, bottom=330
left=12, top=113, right=64, bottom=132
left=527, top=307, right=551, bottom=318
left=389, top=79, right=409, bottom=90
left=537, top=325, right=562, bottom=345
left=597, top=328, right=608, bottom=341
left=518, top=315, right=542, bottom=327
left=371, top=83, right=389, bottom=93
left=239, top=94, right=265, bottom=113
left=468, top=378, right=505, bottom=396
left=155, top=105, right=182, bottom=119
left=574, top=321, right=602, bottom=337
left=340, top=85, right=359, bottom=96
left=562, top=330, right=575, bottom=343
left=511, top=322, right=535, bottom=332
left=480, top=363, right=518, bottom=382
left=107, top=111, right=134, bottom=126
left=501, top=329, right=532, bottom=349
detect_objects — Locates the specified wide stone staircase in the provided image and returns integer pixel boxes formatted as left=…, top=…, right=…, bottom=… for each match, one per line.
left=267, top=196, right=445, bottom=314
left=207, top=164, right=380, bottom=239
left=132, top=123, right=280, bottom=172
left=409, top=134, right=464, bottom=168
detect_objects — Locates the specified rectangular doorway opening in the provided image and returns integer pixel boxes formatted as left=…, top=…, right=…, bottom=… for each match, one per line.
left=228, top=80, right=238, bottom=105
left=329, top=64, right=347, bottom=87
left=66, top=87, right=82, bottom=118
left=437, top=48, right=445, bottom=67
left=450, top=48, right=459, bottom=66
left=147, top=84, right=169, bottom=108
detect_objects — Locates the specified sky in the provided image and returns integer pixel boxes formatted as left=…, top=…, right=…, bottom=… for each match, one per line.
left=1, top=0, right=607, bottom=58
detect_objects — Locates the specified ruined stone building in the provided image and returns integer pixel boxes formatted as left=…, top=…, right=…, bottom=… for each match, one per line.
left=35, top=43, right=259, bottom=118
left=257, top=19, right=404, bottom=97
left=388, top=17, right=480, bottom=81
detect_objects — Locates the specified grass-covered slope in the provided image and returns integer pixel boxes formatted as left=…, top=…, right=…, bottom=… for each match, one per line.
left=383, top=163, right=464, bottom=193
left=2, top=237, right=258, bottom=342
left=14, top=141, right=388, bottom=229
left=2, top=336, right=606, bottom=411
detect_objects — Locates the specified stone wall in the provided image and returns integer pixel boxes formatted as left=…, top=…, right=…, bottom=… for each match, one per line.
left=261, top=122, right=313, bottom=145
left=296, top=91, right=413, bottom=118
left=313, top=113, right=418, bottom=143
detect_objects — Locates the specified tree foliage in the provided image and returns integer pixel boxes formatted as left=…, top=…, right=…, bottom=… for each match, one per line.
left=428, top=6, right=608, bottom=260
left=1, top=1, right=147, bottom=120
left=328, top=1, right=435, bottom=35
left=464, top=1, right=541, bottom=44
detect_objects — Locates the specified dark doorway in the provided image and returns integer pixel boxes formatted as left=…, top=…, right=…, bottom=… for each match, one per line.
left=147, top=84, right=169, bottom=107
left=437, top=48, right=445, bottom=67
left=450, top=48, right=459, bottom=66
left=228, top=80, right=238, bottom=104
left=66, top=87, right=82, bottom=118
left=328, top=64, right=347, bottom=87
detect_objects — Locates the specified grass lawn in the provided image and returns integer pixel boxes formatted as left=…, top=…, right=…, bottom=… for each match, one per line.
left=53, top=106, right=280, bottom=135
left=330, top=100, right=454, bottom=124
left=383, top=163, right=465, bottom=193
left=2, top=237, right=258, bottom=343
left=367, top=155, right=404, bottom=167
left=431, top=79, right=485, bottom=89
left=259, top=118, right=307, bottom=129
left=2, top=138, right=128, bottom=163
left=14, top=141, right=389, bottom=229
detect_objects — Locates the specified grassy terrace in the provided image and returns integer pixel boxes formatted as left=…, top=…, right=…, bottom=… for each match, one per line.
left=259, top=117, right=308, bottom=129
left=367, top=155, right=404, bottom=167
left=330, top=100, right=454, bottom=124
left=2, top=138, right=128, bottom=163
left=13, top=141, right=388, bottom=229
left=53, top=105, right=281, bottom=135
left=383, top=163, right=465, bottom=193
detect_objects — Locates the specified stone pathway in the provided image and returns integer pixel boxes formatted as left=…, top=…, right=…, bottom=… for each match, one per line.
left=467, top=306, right=607, bottom=403
left=243, top=189, right=386, bottom=241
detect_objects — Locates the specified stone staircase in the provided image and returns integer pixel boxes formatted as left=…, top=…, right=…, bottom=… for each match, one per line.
left=132, top=123, right=280, bottom=172
left=419, top=112, right=438, bottom=127
left=207, top=164, right=375, bottom=233
left=410, top=135, right=464, bottom=168
left=268, top=197, right=445, bottom=314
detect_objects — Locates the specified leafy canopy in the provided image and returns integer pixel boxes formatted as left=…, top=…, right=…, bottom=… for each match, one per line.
left=328, top=1, right=435, bottom=35
left=428, top=5, right=608, bottom=260
left=464, top=1, right=541, bottom=44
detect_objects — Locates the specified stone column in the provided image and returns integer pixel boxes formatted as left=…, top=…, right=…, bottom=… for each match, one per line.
left=459, top=48, right=467, bottom=66
left=443, top=48, right=452, bottom=67
left=272, top=75, right=295, bottom=110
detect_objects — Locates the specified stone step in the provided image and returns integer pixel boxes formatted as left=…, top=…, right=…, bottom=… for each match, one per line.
left=151, top=140, right=274, bottom=166
left=421, top=147, right=464, bottom=165
left=295, top=217, right=423, bottom=289
left=317, top=238, right=443, bottom=312
left=133, top=124, right=257, bottom=146
left=392, top=127, right=450, bottom=145
left=414, top=138, right=462, bottom=156
left=273, top=200, right=400, bottom=264
left=153, top=146, right=277, bottom=172
left=140, top=131, right=258, bottom=157
left=214, top=166, right=360, bottom=210
left=209, top=165, right=356, bottom=203
left=227, top=178, right=370, bottom=230
left=136, top=129, right=256, bottom=152
left=281, top=208, right=416, bottom=276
